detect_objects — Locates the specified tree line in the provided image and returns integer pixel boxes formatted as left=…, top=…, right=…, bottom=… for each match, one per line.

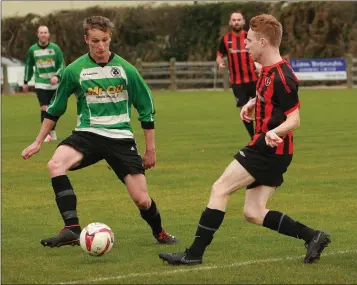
left=2, top=1, right=356, bottom=65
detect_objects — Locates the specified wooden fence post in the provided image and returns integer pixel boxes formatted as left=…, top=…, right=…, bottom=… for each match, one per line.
left=345, top=53, right=353, bottom=89
left=136, top=58, right=142, bottom=73
left=2, top=64, right=10, bottom=95
left=169, top=57, right=177, bottom=90
left=353, top=57, right=357, bottom=88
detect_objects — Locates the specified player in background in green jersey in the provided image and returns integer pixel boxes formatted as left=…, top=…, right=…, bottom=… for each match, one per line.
left=23, top=25, right=66, bottom=142
left=21, top=16, right=178, bottom=248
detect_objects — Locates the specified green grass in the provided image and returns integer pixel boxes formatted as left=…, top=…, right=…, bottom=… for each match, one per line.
left=2, top=89, right=357, bottom=284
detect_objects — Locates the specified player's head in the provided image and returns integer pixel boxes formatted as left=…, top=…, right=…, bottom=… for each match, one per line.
left=245, top=14, right=282, bottom=62
left=229, top=11, right=245, bottom=33
left=37, top=26, right=50, bottom=45
left=83, top=16, right=114, bottom=61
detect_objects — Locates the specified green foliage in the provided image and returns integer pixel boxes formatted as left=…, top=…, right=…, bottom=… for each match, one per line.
left=1, top=1, right=356, bottom=64
left=160, top=4, right=221, bottom=61
left=279, top=1, right=357, bottom=58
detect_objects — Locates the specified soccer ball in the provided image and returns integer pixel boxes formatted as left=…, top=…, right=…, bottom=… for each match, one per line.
left=80, top=222, right=114, bottom=256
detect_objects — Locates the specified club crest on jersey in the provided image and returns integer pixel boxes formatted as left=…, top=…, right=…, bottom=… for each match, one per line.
left=110, top=67, right=121, bottom=77
left=265, top=77, right=271, bottom=86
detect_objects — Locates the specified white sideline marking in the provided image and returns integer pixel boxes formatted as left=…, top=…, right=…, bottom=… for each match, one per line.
left=58, top=249, right=356, bottom=284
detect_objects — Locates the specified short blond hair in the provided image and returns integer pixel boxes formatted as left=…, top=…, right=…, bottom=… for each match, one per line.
left=249, top=14, right=282, bottom=47
left=83, top=16, right=114, bottom=36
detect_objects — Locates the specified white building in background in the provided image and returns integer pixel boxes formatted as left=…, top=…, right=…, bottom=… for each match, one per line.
left=1, top=57, right=34, bottom=93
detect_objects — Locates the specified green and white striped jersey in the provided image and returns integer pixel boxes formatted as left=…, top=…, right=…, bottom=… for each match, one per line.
left=24, top=42, right=65, bottom=90
left=46, top=53, right=155, bottom=139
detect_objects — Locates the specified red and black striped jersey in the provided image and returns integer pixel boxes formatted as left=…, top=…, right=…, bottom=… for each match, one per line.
left=249, top=58, right=300, bottom=155
left=217, top=31, right=257, bottom=85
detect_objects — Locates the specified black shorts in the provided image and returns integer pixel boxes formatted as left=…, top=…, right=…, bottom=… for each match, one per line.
left=231, top=82, right=256, bottom=108
left=35, top=89, right=56, bottom=106
left=234, top=145, right=293, bottom=189
left=58, top=131, right=145, bottom=183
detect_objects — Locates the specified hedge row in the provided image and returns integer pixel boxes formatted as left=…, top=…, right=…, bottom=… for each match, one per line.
left=2, top=1, right=356, bottom=65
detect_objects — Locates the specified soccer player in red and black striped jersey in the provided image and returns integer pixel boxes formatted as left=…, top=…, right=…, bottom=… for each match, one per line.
left=159, top=14, right=330, bottom=266
left=216, top=11, right=261, bottom=139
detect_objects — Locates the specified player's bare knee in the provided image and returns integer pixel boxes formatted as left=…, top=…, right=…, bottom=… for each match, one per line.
left=47, top=158, right=66, bottom=176
left=243, top=207, right=264, bottom=225
left=211, top=181, right=229, bottom=198
left=243, top=210, right=259, bottom=224
left=133, top=195, right=151, bottom=210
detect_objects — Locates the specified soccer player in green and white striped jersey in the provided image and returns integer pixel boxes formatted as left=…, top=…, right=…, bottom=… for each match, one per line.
left=21, top=16, right=178, bottom=248
left=23, top=25, right=65, bottom=142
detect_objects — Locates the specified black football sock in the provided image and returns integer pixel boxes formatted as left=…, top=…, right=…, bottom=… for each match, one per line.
left=52, top=175, right=81, bottom=234
left=243, top=121, right=255, bottom=138
left=263, top=210, right=317, bottom=242
left=139, top=198, right=163, bottom=236
left=188, top=207, right=225, bottom=257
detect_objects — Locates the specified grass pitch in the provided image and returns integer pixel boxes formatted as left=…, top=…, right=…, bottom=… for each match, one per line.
left=2, top=89, right=356, bottom=284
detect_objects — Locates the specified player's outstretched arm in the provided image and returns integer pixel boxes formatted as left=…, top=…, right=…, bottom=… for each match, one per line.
left=21, top=119, right=56, bottom=160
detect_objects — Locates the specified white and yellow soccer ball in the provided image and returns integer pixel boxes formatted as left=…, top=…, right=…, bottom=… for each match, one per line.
left=80, top=222, right=114, bottom=256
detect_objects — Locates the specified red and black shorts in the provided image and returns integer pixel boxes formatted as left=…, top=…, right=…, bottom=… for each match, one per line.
left=231, top=82, right=256, bottom=108
left=234, top=145, right=293, bottom=189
